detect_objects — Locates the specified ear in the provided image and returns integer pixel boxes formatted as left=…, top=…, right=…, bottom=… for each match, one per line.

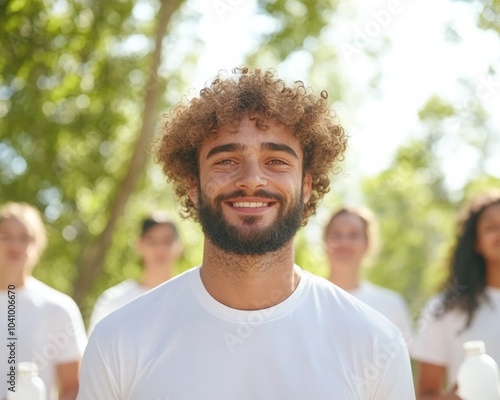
left=187, top=177, right=199, bottom=207
left=135, top=239, right=144, bottom=256
left=172, top=240, right=184, bottom=260
left=302, top=172, right=312, bottom=204
left=361, top=240, right=370, bottom=255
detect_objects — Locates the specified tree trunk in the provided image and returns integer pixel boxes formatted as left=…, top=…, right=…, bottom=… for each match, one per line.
left=72, top=0, right=184, bottom=305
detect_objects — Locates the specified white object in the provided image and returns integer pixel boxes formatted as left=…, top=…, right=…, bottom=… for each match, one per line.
left=6, top=362, right=46, bottom=400
left=77, top=266, right=415, bottom=400
left=457, top=340, right=500, bottom=400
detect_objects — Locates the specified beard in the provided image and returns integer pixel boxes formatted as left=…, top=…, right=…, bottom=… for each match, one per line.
left=197, top=187, right=304, bottom=256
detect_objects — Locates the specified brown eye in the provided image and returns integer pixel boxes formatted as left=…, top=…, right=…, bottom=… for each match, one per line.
left=216, top=159, right=235, bottom=165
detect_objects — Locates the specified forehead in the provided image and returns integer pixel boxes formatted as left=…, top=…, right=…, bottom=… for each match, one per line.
left=142, top=223, right=177, bottom=237
left=327, top=213, right=366, bottom=233
left=199, top=116, right=303, bottom=159
left=478, top=203, right=500, bottom=221
left=0, top=216, right=30, bottom=235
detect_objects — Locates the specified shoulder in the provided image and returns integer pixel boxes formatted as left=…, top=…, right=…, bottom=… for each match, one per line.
left=96, top=279, right=141, bottom=302
left=300, top=272, right=409, bottom=380
left=359, top=281, right=405, bottom=301
left=301, top=270, right=402, bottom=336
left=25, top=277, right=80, bottom=312
left=418, top=293, right=450, bottom=319
left=92, top=267, right=196, bottom=338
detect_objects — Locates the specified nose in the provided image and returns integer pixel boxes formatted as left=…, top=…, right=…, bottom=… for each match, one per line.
left=234, top=159, right=267, bottom=191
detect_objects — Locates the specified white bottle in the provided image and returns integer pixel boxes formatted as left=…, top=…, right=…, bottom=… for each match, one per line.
left=5, top=362, right=46, bottom=400
left=457, top=340, right=500, bottom=400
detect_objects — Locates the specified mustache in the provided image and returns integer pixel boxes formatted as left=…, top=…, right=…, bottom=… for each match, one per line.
left=214, top=189, right=286, bottom=205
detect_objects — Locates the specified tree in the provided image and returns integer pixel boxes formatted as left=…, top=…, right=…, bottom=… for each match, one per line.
left=72, top=0, right=183, bottom=305
left=0, top=0, right=186, bottom=314
left=360, top=89, right=500, bottom=317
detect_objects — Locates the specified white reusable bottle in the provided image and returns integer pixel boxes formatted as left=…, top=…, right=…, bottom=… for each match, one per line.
left=5, top=362, right=46, bottom=400
left=457, top=340, right=500, bottom=400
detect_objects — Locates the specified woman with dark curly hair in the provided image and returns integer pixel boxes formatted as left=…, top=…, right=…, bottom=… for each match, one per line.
left=411, top=189, right=500, bottom=399
left=78, top=67, right=415, bottom=400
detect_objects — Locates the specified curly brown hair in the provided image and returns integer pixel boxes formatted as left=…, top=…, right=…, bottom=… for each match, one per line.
left=154, top=67, right=347, bottom=224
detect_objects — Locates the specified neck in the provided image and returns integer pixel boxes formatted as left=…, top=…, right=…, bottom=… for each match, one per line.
left=486, top=260, right=500, bottom=288
left=328, top=261, right=360, bottom=291
left=0, top=269, right=26, bottom=290
left=200, top=238, right=299, bottom=310
left=139, top=265, right=173, bottom=288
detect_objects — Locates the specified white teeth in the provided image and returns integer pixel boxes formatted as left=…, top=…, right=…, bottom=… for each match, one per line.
left=232, top=202, right=269, bottom=208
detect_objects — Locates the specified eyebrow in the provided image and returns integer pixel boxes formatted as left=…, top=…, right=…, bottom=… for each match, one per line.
left=206, top=143, right=245, bottom=160
left=206, top=142, right=299, bottom=160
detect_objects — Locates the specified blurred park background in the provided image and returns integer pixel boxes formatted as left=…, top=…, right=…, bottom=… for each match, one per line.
left=1, top=0, right=499, bottom=325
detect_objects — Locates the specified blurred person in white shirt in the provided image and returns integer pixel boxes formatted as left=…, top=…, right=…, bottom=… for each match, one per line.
left=324, top=206, right=413, bottom=342
left=0, top=202, right=87, bottom=400
left=87, top=212, right=183, bottom=335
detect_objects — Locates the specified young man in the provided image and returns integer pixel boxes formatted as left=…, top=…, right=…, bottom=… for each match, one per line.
left=0, top=202, right=87, bottom=400
left=87, top=212, right=182, bottom=335
left=77, top=67, right=415, bottom=399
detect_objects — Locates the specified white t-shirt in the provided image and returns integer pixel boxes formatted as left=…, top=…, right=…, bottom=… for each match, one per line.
left=0, top=277, right=87, bottom=400
left=78, top=266, right=415, bottom=400
left=87, top=279, right=148, bottom=335
left=350, top=281, right=413, bottom=342
left=410, top=286, right=500, bottom=388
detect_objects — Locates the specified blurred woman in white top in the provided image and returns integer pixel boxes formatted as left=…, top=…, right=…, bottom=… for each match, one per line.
left=323, top=206, right=413, bottom=342
left=411, top=189, right=500, bottom=399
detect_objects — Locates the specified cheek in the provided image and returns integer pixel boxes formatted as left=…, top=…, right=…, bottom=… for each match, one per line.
left=25, top=245, right=40, bottom=267
left=205, top=176, right=230, bottom=195
left=477, top=232, right=497, bottom=252
left=198, top=171, right=235, bottom=199
left=355, top=242, right=369, bottom=254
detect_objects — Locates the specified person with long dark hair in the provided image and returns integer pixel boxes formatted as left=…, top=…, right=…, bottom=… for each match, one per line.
left=411, top=189, right=500, bottom=399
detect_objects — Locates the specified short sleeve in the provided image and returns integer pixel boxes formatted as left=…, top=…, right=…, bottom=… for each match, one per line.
left=371, top=333, right=416, bottom=400
left=77, top=332, right=120, bottom=400
left=409, top=297, right=449, bottom=366
left=51, top=296, right=87, bottom=364
left=392, top=296, right=414, bottom=343
left=87, top=292, right=109, bottom=336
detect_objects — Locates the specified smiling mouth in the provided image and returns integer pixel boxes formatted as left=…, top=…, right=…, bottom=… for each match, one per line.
left=231, top=202, right=270, bottom=208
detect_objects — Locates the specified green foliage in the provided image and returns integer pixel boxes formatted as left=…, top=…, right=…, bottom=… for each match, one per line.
left=0, top=0, right=179, bottom=307
left=361, top=142, right=456, bottom=320
left=477, top=0, right=500, bottom=34
left=360, top=93, right=500, bottom=321
left=418, top=95, right=455, bottom=120
left=251, top=0, right=337, bottom=63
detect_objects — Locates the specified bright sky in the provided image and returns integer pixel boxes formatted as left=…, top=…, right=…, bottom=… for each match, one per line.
left=188, top=0, right=500, bottom=197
